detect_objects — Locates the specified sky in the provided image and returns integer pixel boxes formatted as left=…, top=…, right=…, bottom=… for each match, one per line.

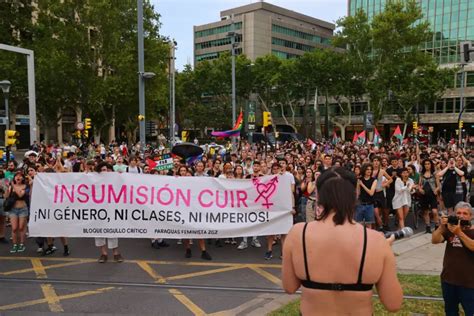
left=151, top=0, right=348, bottom=70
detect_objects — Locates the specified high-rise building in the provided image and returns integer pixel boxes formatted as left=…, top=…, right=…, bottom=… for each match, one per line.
left=348, top=0, right=474, bottom=64
left=347, top=0, right=474, bottom=140
left=193, top=2, right=335, bottom=64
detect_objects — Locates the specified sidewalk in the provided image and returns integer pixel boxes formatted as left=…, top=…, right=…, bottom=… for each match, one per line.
left=393, top=232, right=444, bottom=275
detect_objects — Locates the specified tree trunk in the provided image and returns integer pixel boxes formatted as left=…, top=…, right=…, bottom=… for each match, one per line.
left=313, top=89, right=322, bottom=141
left=302, top=89, right=310, bottom=137
left=108, top=104, right=116, bottom=143
left=57, top=111, right=63, bottom=145
left=44, top=125, right=50, bottom=144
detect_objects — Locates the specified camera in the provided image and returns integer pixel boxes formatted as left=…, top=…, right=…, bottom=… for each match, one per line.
left=447, top=215, right=471, bottom=226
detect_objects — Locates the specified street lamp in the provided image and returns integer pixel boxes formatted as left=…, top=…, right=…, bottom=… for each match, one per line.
left=227, top=15, right=239, bottom=152
left=0, top=80, right=11, bottom=163
left=137, top=0, right=156, bottom=154
left=169, top=40, right=177, bottom=148
left=0, top=80, right=11, bottom=128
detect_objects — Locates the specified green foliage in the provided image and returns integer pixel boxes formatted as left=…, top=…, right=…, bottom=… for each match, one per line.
left=0, top=0, right=169, bottom=141
left=270, top=274, right=445, bottom=316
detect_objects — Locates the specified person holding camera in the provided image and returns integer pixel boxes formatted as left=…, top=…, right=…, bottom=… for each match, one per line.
left=432, top=201, right=474, bottom=316
left=282, top=168, right=402, bottom=315
left=438, top=158, right=465, bottom=214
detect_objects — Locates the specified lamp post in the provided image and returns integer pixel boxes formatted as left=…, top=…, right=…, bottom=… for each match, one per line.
left=169, top=41, right=177, bottom=148
left=228, top=15, right=238, bottom=152
left=0, top=80, right=11, bottom=164
left=458, top=64, right=466, bottom=147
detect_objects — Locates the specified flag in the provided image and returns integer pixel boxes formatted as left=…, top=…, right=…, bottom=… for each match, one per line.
left=356, top=130, right=366, bottom=145
left=331, top=131, right=340, bottom=145
left=373, top=127, right=382, bottom=145
left=211, top=110, right=243, bottom=138
left=352, top=131, right=359, bottom=143
left=392, top=125, right=403, bottom=142
left=146, top=158, right=157, bottom=169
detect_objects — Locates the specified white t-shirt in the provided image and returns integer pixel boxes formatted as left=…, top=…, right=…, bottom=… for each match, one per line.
left=126, top=166, right=142, bottom=174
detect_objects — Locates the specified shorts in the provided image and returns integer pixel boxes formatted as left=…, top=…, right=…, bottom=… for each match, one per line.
left=420, top=193, right=438, bottom=210
left=95, top=238, right=118, bottom=249
left=9, top=207, right=29, bottom=218
left=373, top=191, right=387, bottom=209
left=355, top=204, right=375, bottom=224
left=442, top=192, right=456, bottom=209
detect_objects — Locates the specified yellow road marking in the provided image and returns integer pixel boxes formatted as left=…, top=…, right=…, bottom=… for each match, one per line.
left=0, top=256, right=282, bottom=268
left=249, top=267, right=281, bottom=286
left=166, top=265, right=246, bottom=282
left=136, top=261, right=166, bottom=284
left=41, top=284, right=64, bottom=312
left=0, top=287, right=115, bottom=311
left=0, top=260, right=95, bottom=276
left=169, top=289, right=206, bottom=316
left=30, top=259, right=47, bottom=279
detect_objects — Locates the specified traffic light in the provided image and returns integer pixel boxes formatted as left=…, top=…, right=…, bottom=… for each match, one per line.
left=75, top=130, right=81, bottom=138
left=138, top=115, right=145, bottom=121
left=5, top=130, right=19, bottom=146
left=83, top=130, right=89, bottom=138
left=263, top=111, right=272, bottom=127
left=459, top=120, right=464, bottom=129
left=84, top=118, right=92, bottom=130
left=412, top=121, right=418, bottom=132
left=461, top=42, right=473, bottom=64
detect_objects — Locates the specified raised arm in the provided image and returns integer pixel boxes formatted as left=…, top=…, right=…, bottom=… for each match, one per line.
left=376, top=239, right=403, bottom=312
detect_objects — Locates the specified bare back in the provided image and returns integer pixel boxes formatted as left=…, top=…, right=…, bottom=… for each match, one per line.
left=282, top=218, right=402, bottom=315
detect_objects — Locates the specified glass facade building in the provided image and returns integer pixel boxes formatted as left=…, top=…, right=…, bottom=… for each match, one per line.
left=349, top=0, right=474, bottom=64
left=194, top=2, right=334, bottom=64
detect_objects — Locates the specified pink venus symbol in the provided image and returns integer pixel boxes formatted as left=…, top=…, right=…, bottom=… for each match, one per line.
left=253, top=176, right=279, bottom=209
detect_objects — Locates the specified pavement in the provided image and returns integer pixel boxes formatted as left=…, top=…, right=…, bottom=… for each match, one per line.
left=0, top=229, right=445, bottom=316
left=393, top=232, right=444, bottom=275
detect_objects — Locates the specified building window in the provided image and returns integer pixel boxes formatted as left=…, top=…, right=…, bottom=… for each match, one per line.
left=272, top=24, right=331, bottom=45
left=272, top=49, right=299, bottom=59
left=445, top=98, right=454, bottom=113
left=467, top=71, right=474, bottom=87
left=196, top=34, right=242, bottom=50
left=195, top=22, right=242, bottom=38
left=465, top=97, right=474, bottom=112
left=195, top=52, right=220, bottom=62
left=271, top=37, right=315, bottom=52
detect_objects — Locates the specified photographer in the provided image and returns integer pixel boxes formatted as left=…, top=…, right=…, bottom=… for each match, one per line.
left=438, top=158, right=465, bottom=214
left=432, top=201, right=474, bottom=316
left=282, top=168, right=402, bottom=315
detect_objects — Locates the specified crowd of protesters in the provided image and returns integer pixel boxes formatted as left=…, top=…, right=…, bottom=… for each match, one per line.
left=0, top=137, right=473, bottom=264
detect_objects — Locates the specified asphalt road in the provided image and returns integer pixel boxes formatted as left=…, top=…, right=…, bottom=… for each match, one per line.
left=0, top=233, right=286, bottom=316
left=0, top=210, right=425, bottom=315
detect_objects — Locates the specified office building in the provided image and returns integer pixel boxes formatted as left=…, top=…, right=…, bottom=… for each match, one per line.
left=345, top=0, right=474, bottom=140
left=194, top=1, right=335, bottom=64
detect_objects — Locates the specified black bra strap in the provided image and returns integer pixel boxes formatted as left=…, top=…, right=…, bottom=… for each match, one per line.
left=357, top=225, right=368, bottom=284
left=302, top=223, right=310, bottom=281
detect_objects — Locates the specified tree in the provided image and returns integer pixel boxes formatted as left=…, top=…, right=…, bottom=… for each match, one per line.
left=369, top=0, right=454, bottom=136
left=0, top=1, right=35, bottom=135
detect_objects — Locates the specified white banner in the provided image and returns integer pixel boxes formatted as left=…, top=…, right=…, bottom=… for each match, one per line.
left=29, top=173, right=293, bottom=239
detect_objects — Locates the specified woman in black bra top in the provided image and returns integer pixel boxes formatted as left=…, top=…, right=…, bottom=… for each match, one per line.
left=282, top=167, right=402, bottom=315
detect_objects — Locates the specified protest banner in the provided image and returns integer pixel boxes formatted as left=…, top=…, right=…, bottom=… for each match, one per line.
left=29, top=173, right=293, bottom=239
left=155, top=154, right=173, bottom=171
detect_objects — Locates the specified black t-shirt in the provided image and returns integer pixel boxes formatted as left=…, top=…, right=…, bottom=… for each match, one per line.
left=442, top=169, right=459, bottom=193
left=359, top=177, right=375, bottom=204
left=386, top=167, right=402, bottom=196
left=441, top=229, right=474, bottom=288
